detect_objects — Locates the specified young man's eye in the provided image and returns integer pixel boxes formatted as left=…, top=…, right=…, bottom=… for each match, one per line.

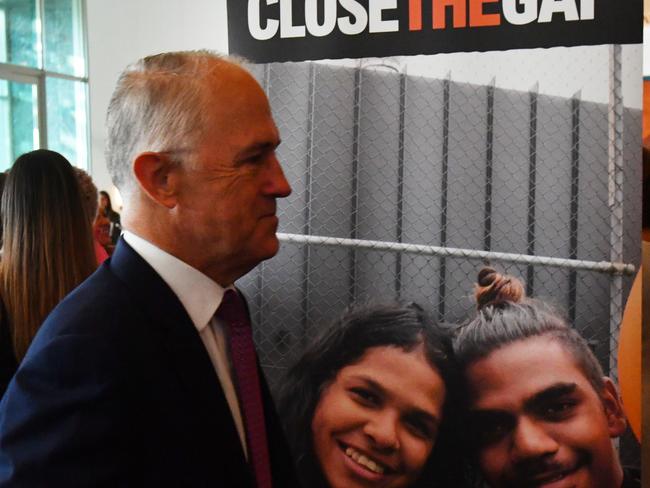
left=540, top=401, right=576, bottom=420
left=469, top=415, right=514, bottom=447
left=477, top=422, right=509, bottom=445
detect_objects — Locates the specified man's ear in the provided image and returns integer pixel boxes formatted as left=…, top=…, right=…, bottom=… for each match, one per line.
left=600, top=377, right=627, bottom=438
left=132, top=152, right=181, bottom=209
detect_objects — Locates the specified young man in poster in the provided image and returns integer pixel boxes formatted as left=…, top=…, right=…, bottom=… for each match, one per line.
left=454, top=267, right=640, bottom=488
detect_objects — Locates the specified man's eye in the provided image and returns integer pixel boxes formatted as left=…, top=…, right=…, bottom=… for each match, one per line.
left=244, top=154, right=264, bottom=164
left=470, top=416, right=514, bottom=446
left=349, top=388, right=380, bottom=406
left=540, top=401, right=576, bottom=420
left=478, top=423, right=508, bottom=445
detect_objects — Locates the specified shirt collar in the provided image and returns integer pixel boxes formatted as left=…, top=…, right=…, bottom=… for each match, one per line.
left=123, top=231, right=232, bottom=332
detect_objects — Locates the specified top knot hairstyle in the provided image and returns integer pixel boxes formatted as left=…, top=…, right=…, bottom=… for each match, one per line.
left=474, top=267, right=525, bottom=310
left=455, top=267, right=606, bottom=395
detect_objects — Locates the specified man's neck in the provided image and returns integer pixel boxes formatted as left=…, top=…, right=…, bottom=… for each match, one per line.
left=123, top=225, right=246, bottom=288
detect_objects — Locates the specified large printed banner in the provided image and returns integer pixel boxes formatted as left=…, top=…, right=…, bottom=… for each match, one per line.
left=227, top=0, right=641, bottom=63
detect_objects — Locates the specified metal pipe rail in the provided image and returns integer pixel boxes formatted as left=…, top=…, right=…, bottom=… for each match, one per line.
left=277, top=233, right=636, bottom=276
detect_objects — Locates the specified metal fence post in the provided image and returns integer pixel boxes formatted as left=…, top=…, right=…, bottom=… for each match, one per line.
left=608, top=44, right=624, bottom=383
left=569, top=91, right=581, bottom=325
left=527, top=82, right=539, bottom=296
left=396, top=71, right=407, bottom=299
left=437, top=72, right=451, bottom=322
left=300, top=62, right=316, bottom=344
left=484, top=78, right=495, bottom=253
left=348, top=63, right=362, bottom=306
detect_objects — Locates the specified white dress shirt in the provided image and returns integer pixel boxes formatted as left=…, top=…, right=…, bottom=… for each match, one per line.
left=123, top=231, right=247, bottom=456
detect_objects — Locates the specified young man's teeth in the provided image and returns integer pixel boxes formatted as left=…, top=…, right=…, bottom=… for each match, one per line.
left=344, top=447, right=385, bottom=474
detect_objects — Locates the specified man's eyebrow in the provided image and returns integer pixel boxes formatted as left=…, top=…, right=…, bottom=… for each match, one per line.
left=235, top=140, right=281, bottom=159
left=524, top=382, right=577, bottom=409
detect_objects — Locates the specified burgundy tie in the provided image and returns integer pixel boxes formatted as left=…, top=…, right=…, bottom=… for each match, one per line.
left=217, top=289, right=273, bottom=488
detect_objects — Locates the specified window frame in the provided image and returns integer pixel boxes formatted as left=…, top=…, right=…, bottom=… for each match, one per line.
left=0, top=0, right=90, bottom=170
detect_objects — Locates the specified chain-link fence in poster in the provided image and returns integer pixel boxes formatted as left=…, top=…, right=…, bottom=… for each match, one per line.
left=237, top=44, right=642, bottom=464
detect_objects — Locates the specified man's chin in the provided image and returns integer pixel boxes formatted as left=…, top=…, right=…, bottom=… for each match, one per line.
left=500, top=459, right=594, bottom=488
left=254, top=238, right=281, bottom=262
left=264, top=242, right=281, bottom=260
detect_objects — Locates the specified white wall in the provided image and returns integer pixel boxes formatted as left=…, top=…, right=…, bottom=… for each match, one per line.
left=86, top=0, right=229, bottom=207
left=645, top=26, right=650, bottom=76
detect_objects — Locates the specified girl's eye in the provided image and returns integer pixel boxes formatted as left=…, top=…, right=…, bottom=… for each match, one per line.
left=405, top=419, right=433, bottom=440
left=349, top=387, right=380, bottom=406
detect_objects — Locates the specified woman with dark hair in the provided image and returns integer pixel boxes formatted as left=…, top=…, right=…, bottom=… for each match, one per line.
left=0, top=149, right=96, bottom=395
left=278, top=302, right=465, bottom=488
left=453, top=267, right=636, bottom=488
left=98, top=190, right=121, bottom=246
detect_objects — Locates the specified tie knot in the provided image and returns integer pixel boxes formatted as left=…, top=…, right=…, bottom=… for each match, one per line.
left=217, top=289, right=249, bottom=328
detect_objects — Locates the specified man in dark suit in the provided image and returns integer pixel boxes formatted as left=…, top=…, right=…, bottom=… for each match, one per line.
left=0, top=51, right=298, bottom=487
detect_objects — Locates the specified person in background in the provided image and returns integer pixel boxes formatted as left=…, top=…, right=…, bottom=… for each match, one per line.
left=278, top=303, right=466, bottom=488
left=0, top=51, right=296, bottom=486
left=93, top=195, right=112, bottom=254
left=74, top=167, right=110, bottom=265
left=0, top=150, right=96, bottom=397
left=99, top=190, right=122, bottom=248
left=453, top=267, right=639, bottom=488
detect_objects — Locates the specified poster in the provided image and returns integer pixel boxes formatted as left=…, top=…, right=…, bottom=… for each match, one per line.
left=229, top=1, right=643, bottom=487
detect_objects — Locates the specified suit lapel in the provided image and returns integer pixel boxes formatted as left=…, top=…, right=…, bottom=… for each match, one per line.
left=109, top=239, right=250, bottom=474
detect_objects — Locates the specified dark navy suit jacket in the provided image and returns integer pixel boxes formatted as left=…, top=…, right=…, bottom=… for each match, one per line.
left=0, top=239, right=299, bottom=487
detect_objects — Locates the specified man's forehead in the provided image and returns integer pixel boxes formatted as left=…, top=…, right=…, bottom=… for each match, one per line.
left=466, top=338, right=591, bottom=410
left=197, top=75, right=274, bottom=137
left=203, top=76, right=271, bottom=122
left=195, top=111, right=279, bottom=161
left=204, top=62, right=265, bottom=97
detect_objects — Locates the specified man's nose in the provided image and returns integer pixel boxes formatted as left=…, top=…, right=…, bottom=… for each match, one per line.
left=266, top=156, right=292, bottom=198
left=363, top=410, right=400, bottom=452
left=511, top=417, right=559, bottom=461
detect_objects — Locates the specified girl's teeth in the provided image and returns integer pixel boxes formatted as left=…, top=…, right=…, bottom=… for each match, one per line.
left=343, top=446, right=385, bottom=474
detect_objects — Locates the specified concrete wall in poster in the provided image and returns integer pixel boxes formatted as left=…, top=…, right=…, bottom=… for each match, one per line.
left=235, top=62, right=641, bottom=389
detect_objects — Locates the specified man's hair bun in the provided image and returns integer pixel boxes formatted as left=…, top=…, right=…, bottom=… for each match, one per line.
left=474, top=267, right=525, bottom=310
